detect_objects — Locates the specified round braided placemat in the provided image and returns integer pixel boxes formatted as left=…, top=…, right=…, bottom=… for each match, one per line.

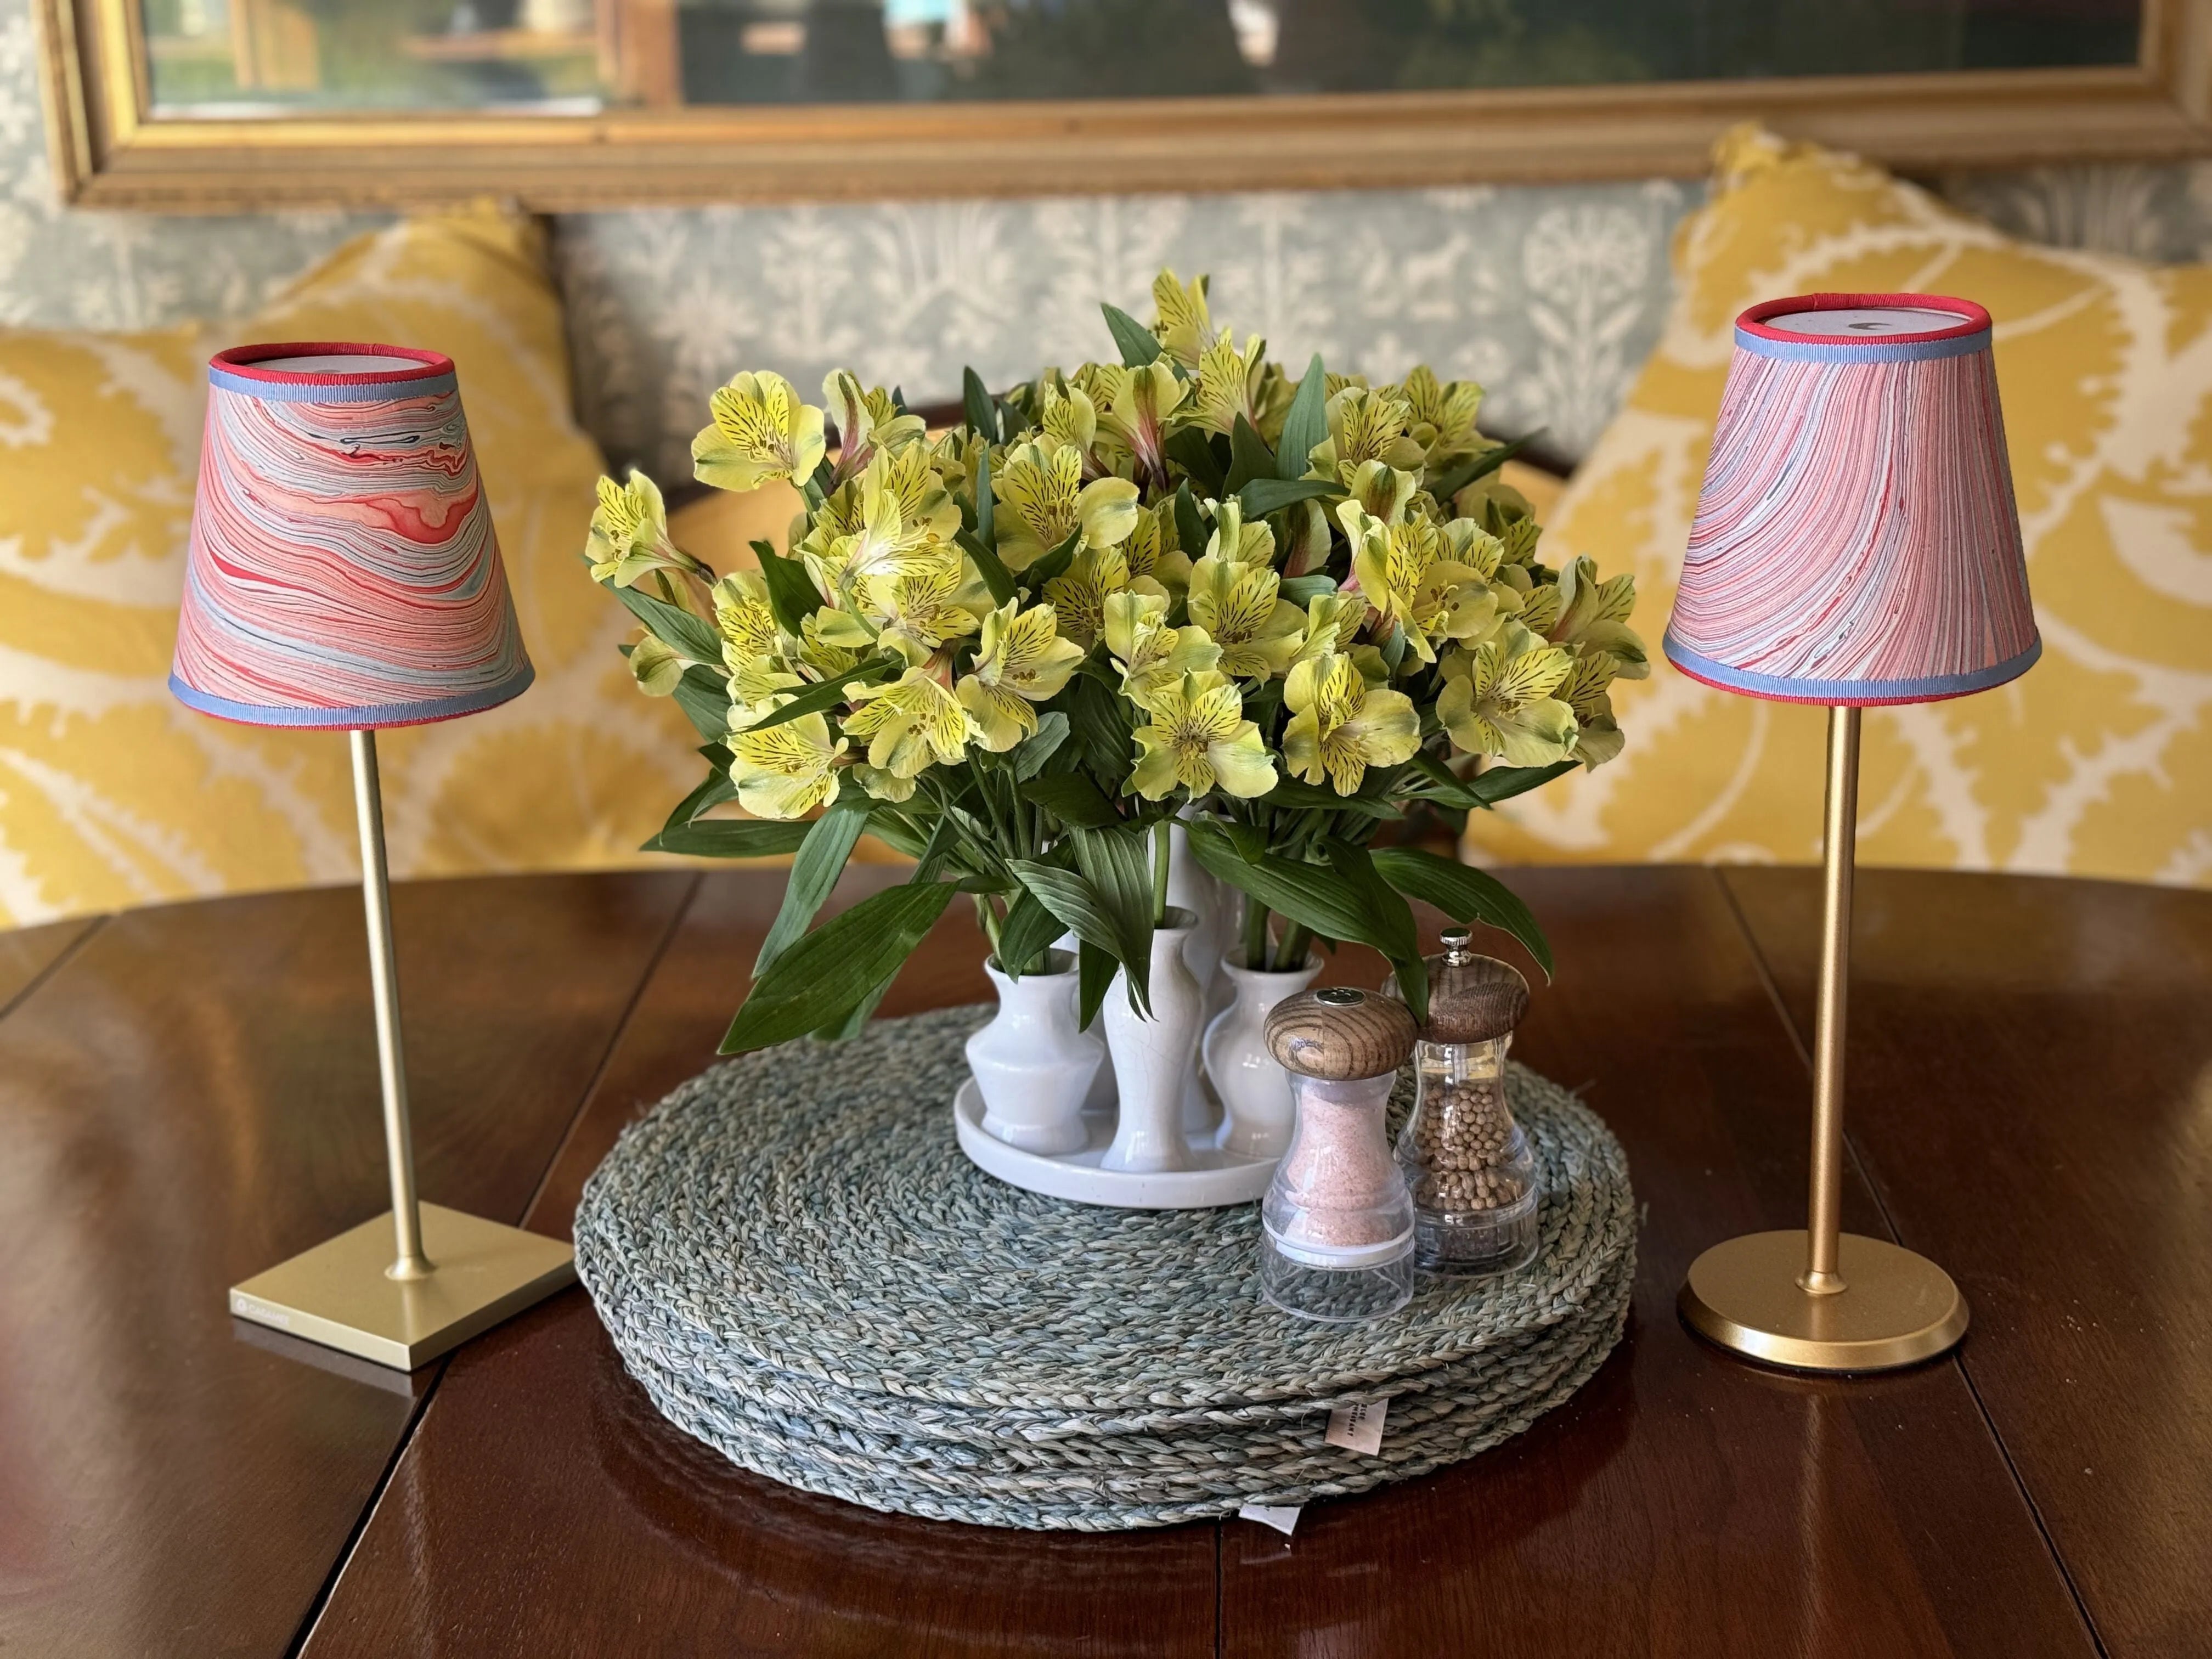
left=577, top=1005, right=1636, bottom=1531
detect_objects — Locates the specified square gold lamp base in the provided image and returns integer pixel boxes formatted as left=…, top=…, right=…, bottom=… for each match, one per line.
left=229, top=1203, right=577, bottom=1371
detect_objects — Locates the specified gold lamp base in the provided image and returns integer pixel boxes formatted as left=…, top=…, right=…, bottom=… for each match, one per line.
left=230, top=1203, right=577, bottom=1371
left=1679, top=1230, right=1968, bottom=1373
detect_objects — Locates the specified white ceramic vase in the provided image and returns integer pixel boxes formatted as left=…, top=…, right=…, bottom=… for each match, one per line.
left=1203, top=953, right=1323, bottom=1160
left=965, top=949, right=1102, bottom=1156
left=1100, top=908, right=1203, bottom=1173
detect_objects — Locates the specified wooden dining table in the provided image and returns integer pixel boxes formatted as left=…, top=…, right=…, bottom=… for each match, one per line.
left=1, top=862, right=2205, bottom=1658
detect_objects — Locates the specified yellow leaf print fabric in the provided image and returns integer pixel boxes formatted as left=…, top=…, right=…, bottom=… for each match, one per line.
left=1465, top=126, right=2212, bottom=886
left=0, top=205, right=704, bottom=927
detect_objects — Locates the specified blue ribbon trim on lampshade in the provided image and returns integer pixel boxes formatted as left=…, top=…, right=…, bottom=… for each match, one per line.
left=167, top=663, right=534, bottom=730
left=207, top=366, right=461, bottom=403
left=1730, top=326, right=1989, bottom=365
left=1662, top=633, right=2041, bottom=706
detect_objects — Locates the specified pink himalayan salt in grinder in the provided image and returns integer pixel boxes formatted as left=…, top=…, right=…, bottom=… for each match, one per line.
left=1259, top=986, right=1420, bottom=1323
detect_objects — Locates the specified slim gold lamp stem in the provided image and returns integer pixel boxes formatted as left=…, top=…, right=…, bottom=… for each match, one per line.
left=1802, top=705, right=1858, bottom=1296
left=349, top=729, right=433, bottom=1282
left=1677, top=704, right=1968, bottom=1372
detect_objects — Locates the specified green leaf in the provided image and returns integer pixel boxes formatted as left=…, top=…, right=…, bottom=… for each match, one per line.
left=1009, top=859, right=1150, bottom=1016
left=1369, top=847, right=1554, bottom=980
left=995, top=889, right=1065, bottom=979
left=1172, top=481, right=1208, bottom=565
left=1101, top=303, right=1164, bottom=368
left=664, top=762, right=737, bottom=832
left=738, top=654, right=900, bottom=734
left=955, top=528, right=1017, bottom=607
left=1467, top=760, right=1580, bottom=807
left=643, top=819, right=814, bottom=859
left=1427, top=430, right=1543, bottom=503
left=1278, top=573, right=1339, bottom=607
left=963, top=367, right=1000, bottom=441
left=1323, top=838, right=1427, bottom=1024
left=1237, top=477, right=1339, bottom=518
left=1184, top=820, right=1385, bottom=954
left=1264, top=777, right=1401, bottom=819
left=719, top=879, right=957, bottom=1053
left=1165, top=427, right=1226, bottom=496
left=671, top=665, right=733, bottom=741
left=610, top=582, right=720, bottom=667
left=1077, top=939, right=1116, bottom=1030
left=1276, top=353, right=1328, bottom=481
left=862, top=804, right=931, bottom=860
left=749, top=539, right=828, bottom=635
left=754, top=794, right=871, bottom=978
left=1012, top=711, right=1069, bottom=782
left=975, top=446, right=996, bottom=548
left=1022, top=525, right=1085, bottom=591
left=1226, top=414, right=1277, bottom=493
left=1020, top=770, right=1121, bottom=830
left=1062, top=673, right=1135, bottom=778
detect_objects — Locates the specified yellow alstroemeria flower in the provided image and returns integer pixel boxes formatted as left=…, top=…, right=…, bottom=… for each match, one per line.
left=1188, top=332, right=1268, bottom=438
left=822, top=369, right=926, bottom=486
left=712, top=570, right=782, bottom=672
left=1560, top=650, right=1626, bottom=768
left=853, top=763, right=916, bottom=803
left=1186, top=554, right=1305, bottom=679
left=1397, top=366, right=1486, bottom=467
left=1287, top=590, right=1367, bottom=669
left=1549, top=555, right=1647, bottom=679
left=693, top=370, right=827, bottom=494
left=1345, top=458, right=1418, bottom=526
left=727, top=712, right=844, bottom=820
left=1044, top=544, right=1163, bottom=651
left=1130, top=671, right=1277, bottom=802
left=993, top=441, right=1142, bottom=572
left=1202, top=498, right=1275, bottom=566
left=1283, top=651, right=1423, bottom=796
left=843, top=665, right=970, bottom=778
left=1437, top=624, right=1579, bottom=768
left=866, top=552, right=995, bottom=663
left=1308, top=385, right=1424, bottom=486
left=1340, top=504, right=1501, bottom=664
left=1097, top=360, right=1186, bottom=488
left=625, top=632, right=686, bottom=697
left=1105, top=590, right=1222, bottom=712
left=956, top=600, right=1088, bottom=751
left=809, top=449, right=959, bottom=610
left=588, top=470, right=701, bottom=590
left=1119, top=503, right=1193, bottom=598
left=1150, top=269, right=1215, bottom=368
left=1039, top=381, right=1099, bottom=458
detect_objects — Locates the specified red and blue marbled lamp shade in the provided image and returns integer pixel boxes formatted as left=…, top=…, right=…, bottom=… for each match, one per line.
left=1664, top=294, right=2039, bottom=707
left=170, top=342, right=533, bottom=729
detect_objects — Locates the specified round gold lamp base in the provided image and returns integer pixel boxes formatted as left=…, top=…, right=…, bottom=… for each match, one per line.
left=1679, top=1231, right=1970, bottom=1374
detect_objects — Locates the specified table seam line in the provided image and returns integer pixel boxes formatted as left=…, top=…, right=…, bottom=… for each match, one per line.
left=0, top=913, right=108, bottom=1025
left=1711, top=866, right=2112, bottom=1659
left=520, top=869, right=704, bottom=1232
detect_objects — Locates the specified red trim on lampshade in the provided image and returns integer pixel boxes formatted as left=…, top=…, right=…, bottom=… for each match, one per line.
left=1736, top=294, right=1991, bottom=346
left=208, top=342, right=455, bottom=387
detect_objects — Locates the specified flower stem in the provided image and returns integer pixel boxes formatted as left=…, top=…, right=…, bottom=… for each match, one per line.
left=1242, top=891, right=1271, bottom=970
left=1273, top=921, right=1312, bottom=974
left=1153, top=817, right=1171, bottom=926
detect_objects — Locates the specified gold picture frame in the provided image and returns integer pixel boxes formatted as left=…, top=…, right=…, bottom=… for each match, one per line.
left=38, top=0, right=2212, bottom=212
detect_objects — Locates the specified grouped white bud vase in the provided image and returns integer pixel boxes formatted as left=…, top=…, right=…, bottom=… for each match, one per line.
left=1203, top=953, right=1323, bottom=1160
left=967, top=949, right=1102, bottom=1156
left=1099, top=907, right=1203, bottom=1173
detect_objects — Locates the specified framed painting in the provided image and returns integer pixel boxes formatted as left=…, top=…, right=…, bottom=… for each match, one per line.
left=36, top=0, right=2212, bottom=209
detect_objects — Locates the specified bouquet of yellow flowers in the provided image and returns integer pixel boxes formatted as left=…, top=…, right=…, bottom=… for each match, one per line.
left=587, top=272, right=1643, bottom=1053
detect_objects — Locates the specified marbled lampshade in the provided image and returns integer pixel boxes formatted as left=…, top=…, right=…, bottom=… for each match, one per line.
left=1664, top=294, right=2039, bottom=706
left=170, top=342, right=532, bottom=729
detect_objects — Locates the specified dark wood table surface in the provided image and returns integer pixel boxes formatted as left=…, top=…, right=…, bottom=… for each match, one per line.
left=2, top=865, right=2205, bottom=1658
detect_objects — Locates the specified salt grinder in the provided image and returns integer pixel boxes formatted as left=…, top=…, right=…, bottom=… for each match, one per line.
left=1259, top=986, right=1419, bottom=1323
left=1393, top=930, right=1540, bottom=1276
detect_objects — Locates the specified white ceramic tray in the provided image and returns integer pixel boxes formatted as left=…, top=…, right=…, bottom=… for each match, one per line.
left=952, top=1077, right=1277, bottom=1210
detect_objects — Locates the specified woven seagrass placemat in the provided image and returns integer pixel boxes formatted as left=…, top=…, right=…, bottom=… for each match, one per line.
left=577, top=1005, right=1636, bottom=1531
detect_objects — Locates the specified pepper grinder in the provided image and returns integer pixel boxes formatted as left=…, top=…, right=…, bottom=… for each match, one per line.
left=1259, top=986, right=1419, bottom=1323
left=1392, top=930, right=1540, bottom=1277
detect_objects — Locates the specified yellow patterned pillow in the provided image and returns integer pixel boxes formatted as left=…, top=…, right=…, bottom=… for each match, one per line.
left=1466, top=126, right=2212, bottom=885
left=0, top=205, right=699, bottom=927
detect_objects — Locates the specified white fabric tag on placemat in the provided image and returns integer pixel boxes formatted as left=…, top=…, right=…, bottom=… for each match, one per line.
left=1326, top=1398, right=1388, bottom=1455
left=1238, top=1503, right=1302, bottom=1536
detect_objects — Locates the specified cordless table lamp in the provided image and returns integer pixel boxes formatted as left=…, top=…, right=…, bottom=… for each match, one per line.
left=172, top=342, right=574, bottom=1370
left=1668, top=294, right=2039, bottom=1372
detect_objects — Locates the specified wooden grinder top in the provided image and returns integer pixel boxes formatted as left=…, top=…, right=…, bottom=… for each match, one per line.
left=1419, top=929, right=1530, bottom=1045
left=1266, top=987, right=1419, bottom=1082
